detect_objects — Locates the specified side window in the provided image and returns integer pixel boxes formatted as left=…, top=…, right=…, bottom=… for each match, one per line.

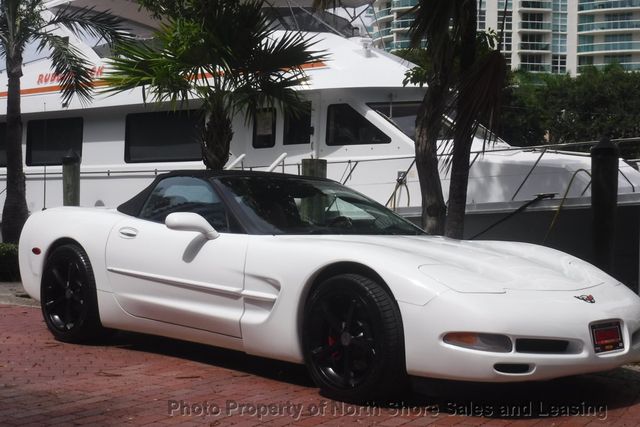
left=326, top=104, right=391, bottom=146
left=284, top=102, right=312, bottom=145
left=26, top=118, right=83, bottom=166
left=252, top=109, right=276, bottom=149
left=125, top=110, right=202, bottom=163
left=139, top=176, right=229, bottom=232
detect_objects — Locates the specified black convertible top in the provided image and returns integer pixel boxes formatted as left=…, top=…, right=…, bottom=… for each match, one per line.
left=116, top=169, right=332, bottom=217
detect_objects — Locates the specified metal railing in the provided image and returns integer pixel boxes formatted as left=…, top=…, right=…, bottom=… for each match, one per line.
left=578, top=0, right=640, bottom=12
left=4, top=138, right=640, bottom=215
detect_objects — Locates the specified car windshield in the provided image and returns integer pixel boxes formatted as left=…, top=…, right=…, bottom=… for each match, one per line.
left=216, top=176, right=425, bottom=235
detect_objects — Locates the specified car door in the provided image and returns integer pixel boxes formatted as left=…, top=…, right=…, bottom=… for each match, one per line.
left=105, top=176, right=247, bottom=338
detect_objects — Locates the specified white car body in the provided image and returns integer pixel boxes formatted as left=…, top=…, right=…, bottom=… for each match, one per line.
left=19, top=171, right=640, bottom=395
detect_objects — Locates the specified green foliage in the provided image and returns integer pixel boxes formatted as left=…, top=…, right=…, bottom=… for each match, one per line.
left=109, top=0, right=324, bottom=169
left=0, top=1, right=131, bottom=104
left=0, top=243, right=19, bottom=282
left=500, top=65, right=640, bottom=158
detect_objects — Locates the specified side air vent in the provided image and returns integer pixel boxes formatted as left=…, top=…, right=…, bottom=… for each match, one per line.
left=494, top=363, right=531, bottom=374
left=516, top=339, right=569, bottom=354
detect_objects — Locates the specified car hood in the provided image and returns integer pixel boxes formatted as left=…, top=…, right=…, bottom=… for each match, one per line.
left=290, top=235, right=612, bottom=293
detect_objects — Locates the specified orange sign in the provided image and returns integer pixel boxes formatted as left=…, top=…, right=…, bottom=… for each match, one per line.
left=36, top=66, right=105, bottom=86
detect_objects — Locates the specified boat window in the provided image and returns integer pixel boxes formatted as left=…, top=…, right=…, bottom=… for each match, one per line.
left=368, top=102, right=421, bottom=141
left=326, top=104, right=391, bottom=146
left=26, top=118, right=83, bottom=166
left=284, top=102, right=312, bottom=145
left=253, top=109, right=277, bottom=149
left=263, top=7, right=359, bottom=37
left=0, top=123, right=6, bottom=167
left=125, top=110, right=202, bottom=163
left=139, top=176, right=230, bottom=232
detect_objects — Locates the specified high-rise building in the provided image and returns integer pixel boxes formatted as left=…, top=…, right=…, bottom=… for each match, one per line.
left=371, top=1, right=640, bottom=75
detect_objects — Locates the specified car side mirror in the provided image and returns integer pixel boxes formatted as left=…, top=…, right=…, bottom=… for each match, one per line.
left=165, top=212, right=220, bottom=240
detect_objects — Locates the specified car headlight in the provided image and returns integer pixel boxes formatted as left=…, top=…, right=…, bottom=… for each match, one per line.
left=443, top=332, right=512, bottom=353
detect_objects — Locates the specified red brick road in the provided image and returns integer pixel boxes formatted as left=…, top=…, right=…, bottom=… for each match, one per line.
left=1, top=304, right=640, bottom=426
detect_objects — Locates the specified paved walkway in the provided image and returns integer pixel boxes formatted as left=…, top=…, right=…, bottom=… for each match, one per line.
left=1, top=300, right=640, bottom=425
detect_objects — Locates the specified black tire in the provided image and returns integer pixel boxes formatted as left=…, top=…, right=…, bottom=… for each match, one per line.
left=302, top=273, right=407, bottom=403
left=40, top=244, right=107, bottom=343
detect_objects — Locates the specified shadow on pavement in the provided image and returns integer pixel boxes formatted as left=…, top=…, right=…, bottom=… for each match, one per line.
left=98, top=329, right=639, bottom=420
left=103, top=330, right=314, bottom=388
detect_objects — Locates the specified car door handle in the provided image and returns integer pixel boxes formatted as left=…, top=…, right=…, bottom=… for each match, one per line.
left=119, top=227, right=138, bottom=239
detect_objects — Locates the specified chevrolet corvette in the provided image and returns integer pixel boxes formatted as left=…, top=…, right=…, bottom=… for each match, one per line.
left=19, top=170, right=640, bottom=402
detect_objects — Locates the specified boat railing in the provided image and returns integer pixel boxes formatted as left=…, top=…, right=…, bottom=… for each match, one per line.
left=267, top=153, right=288, bottom=173
left=2, top=137, right=640, bottom=212
left=224, top=154, right=246, bottom=170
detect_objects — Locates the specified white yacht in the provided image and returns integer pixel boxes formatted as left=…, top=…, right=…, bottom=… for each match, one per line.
left=2, top=0, right=640, bottom=288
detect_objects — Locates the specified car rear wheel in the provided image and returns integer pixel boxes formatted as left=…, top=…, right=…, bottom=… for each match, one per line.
left=302, top=273, right=407, bottom=403
left=41, top=244, right=107, bottom=343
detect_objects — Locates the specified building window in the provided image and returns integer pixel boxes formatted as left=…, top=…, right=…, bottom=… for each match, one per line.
left=326, top=104, right=390, bottom=146
left=552, top=0, right=567, bottom=12
left=477, top=1, right=486, bottom=30
left=552, top=54, right=567, bottom=73
left=498, top=11, right=513, bottom=31
left=125, top=110, right=202, bottom=163
left=552, top=33, right=567, bottom=53
left=253, top=109, right=277, bottom=149
left=604, top=54, right=632, bottom=64
left=498, top=0, right=512, bottom=10
left=26, top=117, right=83, bottom=166
left=284, top=103, right=312, bottom=146
left=605, top=33, right=632, bottom=43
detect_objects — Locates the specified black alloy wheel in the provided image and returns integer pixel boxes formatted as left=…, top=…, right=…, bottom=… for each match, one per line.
left=303, top=273, right=407, bottom=403
left=41, top=244, right=106, bottom=343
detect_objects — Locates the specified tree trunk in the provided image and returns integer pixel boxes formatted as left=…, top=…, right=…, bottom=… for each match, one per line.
left=415, top=83, right=447, bottom=235
left=201, top=99, right=233, bottom=170
left=1, top=52, right=29, bottom=244
left=444, top=0, right=477, bottom=240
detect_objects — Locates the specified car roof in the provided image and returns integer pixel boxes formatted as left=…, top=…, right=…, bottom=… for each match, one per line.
left=117, top=169, right=333, bottom=217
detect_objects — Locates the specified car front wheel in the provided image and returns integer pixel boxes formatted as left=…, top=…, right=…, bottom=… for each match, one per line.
left=302, top=273, right=407, bottom=403
left=41, top=244, right=107, bottom=343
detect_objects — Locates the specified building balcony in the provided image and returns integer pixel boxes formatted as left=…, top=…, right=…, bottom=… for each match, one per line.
left=518, top=21, right=553, bottom=31
left=578, top=19, right=640, bottom=33
left=373, top=7, right=393, bottom=23
left=520, top=1, right=552, bottom=10
left=520, top=62, right=552, bottom=72
left=372, top=28, right=393, bottom=40
left=390, top=39, right=414, bottom=50
left=391, top=0, right=418, bottom=10
left=578, top=1, right=640, bottom=13
left=577, top=41, right=640, bottom=53
left=519, top=42, right=551, bottom=51
left=392, top=19, right=413, bottom=30
left=578, top=62, right=640, bottom=71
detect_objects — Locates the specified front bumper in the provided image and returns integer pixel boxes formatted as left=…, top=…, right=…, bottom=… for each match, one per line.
left=400, top=283, right=640, bottom=382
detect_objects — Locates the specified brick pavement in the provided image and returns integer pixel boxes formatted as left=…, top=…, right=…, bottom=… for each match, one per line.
left=1, top=304, right=640, bottom=426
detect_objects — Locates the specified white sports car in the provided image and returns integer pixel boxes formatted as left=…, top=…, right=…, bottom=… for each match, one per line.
left=19, top=171, right=640, bottom=402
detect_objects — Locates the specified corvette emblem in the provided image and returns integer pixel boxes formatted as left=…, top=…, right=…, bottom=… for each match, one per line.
left=575, top=294, right=595, bottom=304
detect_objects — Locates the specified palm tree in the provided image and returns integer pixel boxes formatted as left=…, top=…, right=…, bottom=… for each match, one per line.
left=104, top=0, right=324, bottom=170
left=408, top=0, right=507, bottom=238
left=0, top=1, right=130, bottom=243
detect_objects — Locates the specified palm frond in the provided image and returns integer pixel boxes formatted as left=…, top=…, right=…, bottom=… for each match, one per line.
left=36, top=31, right=94, bottom=104
left=45, top=4, right=132, bottom=46
left=102, top=39, right=193, bottom=105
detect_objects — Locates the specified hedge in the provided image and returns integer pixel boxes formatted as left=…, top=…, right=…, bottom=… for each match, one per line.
left=0, top=243, right=20, bottom=282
